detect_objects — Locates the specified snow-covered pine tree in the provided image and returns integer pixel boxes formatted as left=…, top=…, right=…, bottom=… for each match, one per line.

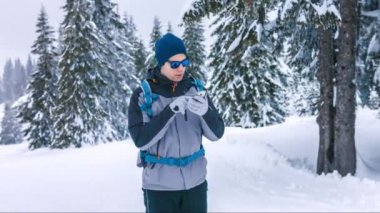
left=2, top=59, right=16, bottom=102
left=279, top=0, right=341, bottom=174
left=52, top=0, right=115, bottom=148
left=334, top=0, right=358, bottom=176
left=283, top=0, right=357, bottom=176
left=93, top=0, right=138, bottom=139
left=0, top=104, right=22, bottom=145
left=357, top=0, right=379, bottom=107
left=133, top=39, right=148, bottom=80
left=182, top=20, right=207, bottom=82
left=146, top=17, right=163, bottom=68
left=3, top=58, right=26, bottom=102
left=121, top=13, right=141, bottom=86
left=14, top=59, right=28, bottom=98
left=122, top=13, right=147, bottom=80
left=0, top=79, right=3, bottom=103
left=123, top=13, right=137, bottom=36
left=17, top=6, right=57, bottom=150
left=375, top=68, right=380, bottom=112
left=1, top=58, right=29, bottom=102
left=277, top=0, right=327, bottom=116
left=55, top=26, right=65, bottom=80
left=25, top=55, right=35, bottom=84
left=184, top=0, right=288, bottom=128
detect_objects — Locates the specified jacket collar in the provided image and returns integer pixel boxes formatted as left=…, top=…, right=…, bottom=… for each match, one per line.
left=146, top=67, right=192, bottom=97
left=147, top=67, right=190, bottom=85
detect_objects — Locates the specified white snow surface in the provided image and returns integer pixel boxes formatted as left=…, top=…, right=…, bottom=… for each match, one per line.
left=0, top=108, right=380, bottom=212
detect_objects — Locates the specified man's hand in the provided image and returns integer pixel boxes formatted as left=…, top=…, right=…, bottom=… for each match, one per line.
left=187, top=95, right=208, bottom=116
left=169, top=96, right=189, bottom=115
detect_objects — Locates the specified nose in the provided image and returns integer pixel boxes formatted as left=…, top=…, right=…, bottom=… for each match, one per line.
left=175, top=64, right=186, bottom=71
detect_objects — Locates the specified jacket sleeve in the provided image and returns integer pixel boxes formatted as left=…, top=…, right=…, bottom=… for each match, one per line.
left=200, top=95, right=225, bottom=141
left=128, top=88, right=175, bottom=150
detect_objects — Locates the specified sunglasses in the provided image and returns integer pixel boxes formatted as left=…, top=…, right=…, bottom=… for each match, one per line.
left=167, top=58, right=190, bottom=69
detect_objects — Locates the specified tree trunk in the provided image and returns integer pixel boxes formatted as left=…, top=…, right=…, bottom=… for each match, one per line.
left=316, top=26, right=335, bottom=175
left=335, top=0, right=357, bottom=176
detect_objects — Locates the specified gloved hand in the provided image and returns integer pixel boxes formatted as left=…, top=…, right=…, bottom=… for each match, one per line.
left=187, top=95, right=209, bottom=116
left=169, top=96, right=189, bottom=115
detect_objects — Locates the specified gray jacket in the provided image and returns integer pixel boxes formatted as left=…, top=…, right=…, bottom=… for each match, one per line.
left=128, top=68, right=224, bottom=190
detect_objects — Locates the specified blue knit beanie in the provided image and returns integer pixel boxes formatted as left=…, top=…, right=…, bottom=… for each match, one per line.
left=155, top=33, right=187, bottom=67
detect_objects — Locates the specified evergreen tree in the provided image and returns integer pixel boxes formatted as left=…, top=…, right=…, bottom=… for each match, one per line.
left=1, top=58, right=33, bottom=105
left=277, top=0, right=327, bottom=116
left=134, top=38, right=148, bottom=79
left=2, top=58, right=28, bottom=102
left=93, top=0, right=137, bottom=139
left=357, top=0, right=379, bottom=106
left=25, top=55, right=35, bottom=84
left=2, top=59, right=15, bottom=101
left=182, top=21, right=207, bottom=82
left=52, top=0, right=114, bottom=148
left=334, top=0, right=357, bottom=176
left=121, top=13, right=140, bottom=87
left=375, top=68, right=380, bottom=111
left=18, top=6, right=57, bottom=150
left=0, top=79, right=3, bottom=103
left=123, top=13, right=138, bottom=45
left=55, top=25, right=65, bottom=79
left=0, top=104, right=22, bottom=145
left=278, top=0, right=340, bottom=174
left=146, top=17, right=163, bottom=68
left=281, top=0, right=357, bottom=176
left=184, top=0, right=287, bottom=128
left=13, top=58, right=28, bottom=98
left=123, top=13, right=148, bottom=80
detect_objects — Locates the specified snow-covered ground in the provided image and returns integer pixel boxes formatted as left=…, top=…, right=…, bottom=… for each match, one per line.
left=1, top=108, right=380, bottom=212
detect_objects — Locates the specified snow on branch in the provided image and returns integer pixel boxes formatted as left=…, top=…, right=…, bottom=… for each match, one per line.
left=310, top=0, right=341, bottom=20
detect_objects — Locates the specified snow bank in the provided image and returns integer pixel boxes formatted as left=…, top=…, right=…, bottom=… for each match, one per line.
left=0, top=108, right=380, bottom=212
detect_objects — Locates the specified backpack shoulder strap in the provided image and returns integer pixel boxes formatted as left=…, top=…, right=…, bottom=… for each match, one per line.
left=139, top=80, right=158, bottom=118
left=190, top=77, right=205, bottom=92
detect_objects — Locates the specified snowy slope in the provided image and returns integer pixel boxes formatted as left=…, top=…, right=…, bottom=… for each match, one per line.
left=0, top=108, right=380, bottom=212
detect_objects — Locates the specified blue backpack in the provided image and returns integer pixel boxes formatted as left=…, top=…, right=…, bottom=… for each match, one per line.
left=138, top=77, right=206, bottom=167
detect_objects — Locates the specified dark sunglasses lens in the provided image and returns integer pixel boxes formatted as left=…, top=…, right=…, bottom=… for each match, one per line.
left=182, top=59, right=190, bottom=67
left=170, top=61, right=180, bottom=69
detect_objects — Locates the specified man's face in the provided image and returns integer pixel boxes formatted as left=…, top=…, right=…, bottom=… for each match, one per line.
left=160, top=54, right=187, bottom=82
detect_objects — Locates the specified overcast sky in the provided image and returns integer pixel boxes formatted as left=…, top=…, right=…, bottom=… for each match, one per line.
left=0, top=0, right=193, bottom=74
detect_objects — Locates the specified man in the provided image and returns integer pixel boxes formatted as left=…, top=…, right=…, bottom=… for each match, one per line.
left=128, top=33, right=224, bottom=213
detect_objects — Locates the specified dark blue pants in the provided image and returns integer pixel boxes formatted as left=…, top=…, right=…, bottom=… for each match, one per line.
left=143, top=181, right=207, bottom=213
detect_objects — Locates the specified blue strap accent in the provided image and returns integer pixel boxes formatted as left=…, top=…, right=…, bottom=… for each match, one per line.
left=191, top=78, right=205, bottom=92
left=140, top=146, right=205, bottom=167
left=139, top=80, right=158, bottom=118
left=140, top=78, right=203, bottom=118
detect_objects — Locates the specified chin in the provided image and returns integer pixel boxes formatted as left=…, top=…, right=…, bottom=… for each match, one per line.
left=173, top=76, right=183, bottom=82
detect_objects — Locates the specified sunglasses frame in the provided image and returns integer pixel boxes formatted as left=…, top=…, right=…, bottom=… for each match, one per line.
left=167, top=58, right=190, bottom=69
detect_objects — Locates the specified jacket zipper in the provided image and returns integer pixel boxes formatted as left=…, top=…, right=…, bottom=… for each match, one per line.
left=172, top=82, right=177, bottom=93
